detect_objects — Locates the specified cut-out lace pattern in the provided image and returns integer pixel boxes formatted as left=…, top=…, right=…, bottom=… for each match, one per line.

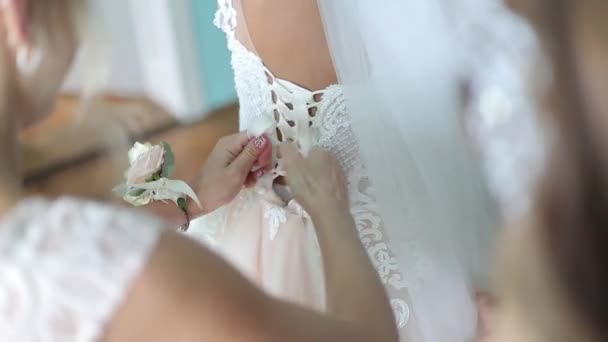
left=214, top=0, right=411, bottom=328
left=0, top=197, right=164, bottom=342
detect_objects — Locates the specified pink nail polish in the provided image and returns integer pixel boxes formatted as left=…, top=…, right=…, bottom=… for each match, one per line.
left=254, top=136, right=266, bottom=149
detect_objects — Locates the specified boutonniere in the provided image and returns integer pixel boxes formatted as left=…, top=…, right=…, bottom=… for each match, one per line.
left=113, top=142, right=200, bottom=231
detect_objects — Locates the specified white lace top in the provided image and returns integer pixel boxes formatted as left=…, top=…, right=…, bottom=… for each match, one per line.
left=0, top=197, right=164, bottom=342
left=214, top=0, right=413, bottom=329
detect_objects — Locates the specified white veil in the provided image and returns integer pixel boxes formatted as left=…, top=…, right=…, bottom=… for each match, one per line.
left=316, top=1, right=526, bottom=340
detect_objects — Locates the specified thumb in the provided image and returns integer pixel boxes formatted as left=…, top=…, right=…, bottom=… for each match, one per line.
left=279, top=142, right=301, bottom=170
left=230, top=135, right=269, bottom=174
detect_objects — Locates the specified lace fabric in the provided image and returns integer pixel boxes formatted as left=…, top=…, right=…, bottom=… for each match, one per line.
left=0, top=197, right=164, bottom=342
left=211, top=0, right=413, bottom=331
left=317, top=0, right=543, bottom=340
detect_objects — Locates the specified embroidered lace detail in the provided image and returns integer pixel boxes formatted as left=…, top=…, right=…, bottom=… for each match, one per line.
left=315, top=87, right=360, bottom=174
left=0, top=197, right=164, bottom=342
left=391, top=299, right=411, bottom=329
left=349, top=169, right=411, bottom=328
left=229, top=42, right=273, bottom=132
left=288, top=201, right=309, bottom=220
left=215, top=0, right=411, bottom=328
left=264, top=204, right=287, bottom=241
left=213, top=0, right=237, bottom=38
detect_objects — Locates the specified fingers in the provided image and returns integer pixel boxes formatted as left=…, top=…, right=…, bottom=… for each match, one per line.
left=244, top=169, right=265, bottom=188
left=257, top=138, right=273, bottom=171
left=244, top=172, right=256, bottom=188
left=278, top=143, right=302, bottom=170
left=221, top=132, right=250, bottom=159
left=279, top=144, right=307, bottom=197
left=230, top=135, right=269, bottom=174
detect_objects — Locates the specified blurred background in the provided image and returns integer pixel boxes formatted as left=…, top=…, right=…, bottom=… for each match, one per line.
left=23, top=0, right=239, bottom=208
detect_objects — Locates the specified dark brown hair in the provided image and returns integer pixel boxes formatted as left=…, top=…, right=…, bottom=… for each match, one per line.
left=524, top=0, right=608, bottom=339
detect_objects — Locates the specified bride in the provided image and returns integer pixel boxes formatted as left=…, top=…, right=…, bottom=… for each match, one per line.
left=190, top=0, right=538, bottom=341
left=190, top=0, right=415, bottom=332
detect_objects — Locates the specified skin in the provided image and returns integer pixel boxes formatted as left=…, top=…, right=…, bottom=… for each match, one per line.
left=148, top=132, right=273, bottom=223
left=487, top=1, right=608, bottom=341
left=189, top=132, right=273, bottom=215
left=237, top=0, right=337, bottom=91
left=0, top=1, right=398, bottom=341
left=241, top=1, right=496, bottom=339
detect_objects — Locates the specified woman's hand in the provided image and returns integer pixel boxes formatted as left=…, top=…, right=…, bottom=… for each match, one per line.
left=192, top=132, right=272, bottom=217
left=280, top=143, right=349, bottom=218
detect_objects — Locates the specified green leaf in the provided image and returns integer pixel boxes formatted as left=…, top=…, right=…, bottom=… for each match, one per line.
left=124, top=190, right=154, bottom=207
left=177, top=197, right=187, bottom=210
left=128, top=188, right=146, bottom=197
left=161, top=141, right=176, bottom=178
left=148, top=171, right=162, bottom=182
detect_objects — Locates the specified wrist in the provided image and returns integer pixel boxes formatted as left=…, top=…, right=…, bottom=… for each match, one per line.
left=309, top=200, right=353, bottom=229
left=189, top=190, right=209, bottom=219
left=307, top=193, right=349, bottom=218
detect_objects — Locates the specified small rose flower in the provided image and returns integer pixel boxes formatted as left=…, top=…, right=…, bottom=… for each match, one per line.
left=126, top=144, right=165, bottom=185
left=128, top=142, right=153, bottom=163
left=114, top=141, right=199, bottom=231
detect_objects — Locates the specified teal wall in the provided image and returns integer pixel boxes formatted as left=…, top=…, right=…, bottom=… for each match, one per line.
left=191, top=0, right=237, bottom=112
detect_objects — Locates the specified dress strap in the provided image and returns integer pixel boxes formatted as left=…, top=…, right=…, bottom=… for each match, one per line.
left=214, top=0, right=238, bottom=38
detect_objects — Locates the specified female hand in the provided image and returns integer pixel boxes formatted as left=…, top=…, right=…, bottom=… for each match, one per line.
left=192, top=132, right=272, bottom=217
left=280, top=143, right=349, bottom=218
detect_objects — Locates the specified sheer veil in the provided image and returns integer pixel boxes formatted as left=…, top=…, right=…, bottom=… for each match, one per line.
left=316, top=1, right=534, bottom=340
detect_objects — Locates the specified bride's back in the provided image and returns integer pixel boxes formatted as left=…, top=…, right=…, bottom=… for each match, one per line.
left=238, top=0, right=337, bottom=91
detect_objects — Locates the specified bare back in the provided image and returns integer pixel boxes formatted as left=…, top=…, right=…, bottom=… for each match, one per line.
left=238, top=0, right=337, bottom=91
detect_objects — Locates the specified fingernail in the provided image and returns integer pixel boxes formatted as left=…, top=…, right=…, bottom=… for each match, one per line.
left=254, top=136, right=266, bottom=149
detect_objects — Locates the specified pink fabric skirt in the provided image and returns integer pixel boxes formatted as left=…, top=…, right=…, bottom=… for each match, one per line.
left=188, top=186, right=326, bottom=312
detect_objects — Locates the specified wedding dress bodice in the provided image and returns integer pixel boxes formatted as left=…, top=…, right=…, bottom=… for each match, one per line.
left=213, top=0, right=413, bottom=330
left=214, top=3, right=355, bottom=177
left=0, top=197, right=164, bottom=342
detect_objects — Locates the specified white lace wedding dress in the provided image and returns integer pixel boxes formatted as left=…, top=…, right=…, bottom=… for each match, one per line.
left=188, top=0, right=415, bottom=337
left=0, top=197, right=165, bottom=341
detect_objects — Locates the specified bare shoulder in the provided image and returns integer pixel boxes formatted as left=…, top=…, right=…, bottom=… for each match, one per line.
left=101, top=232, right=374, bottom=342
left=240, top=0, right=337, bottom=90
left=101, top=232, right=275, bottom=342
